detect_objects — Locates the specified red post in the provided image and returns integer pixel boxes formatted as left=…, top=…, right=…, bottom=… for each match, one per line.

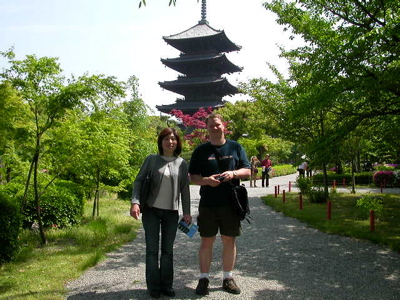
left=299, top=193, right=303, bottom=210
left=278, top=185, right=280, bottom=195
left=370, top=210, right=375, bottom=232
left=274, top=186, right=277, bottom=198
left=327, top=201, right=331, bottom=220
left=283, top=190, right=286, bottom=203
left=333, top=180, right=336, bottom=189
left=342, top=178, right=346, bottom=187
left=289, top=181, right=292, bottom=192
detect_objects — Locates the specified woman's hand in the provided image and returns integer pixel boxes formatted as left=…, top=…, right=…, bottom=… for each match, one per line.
left=183, top=214, right=192, bottom=224
left=130, top=203, right=141, bottom=220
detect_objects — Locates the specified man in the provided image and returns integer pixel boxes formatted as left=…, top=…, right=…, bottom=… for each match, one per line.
left=298, top=161, right=307, bottom=178
left=261, top=154, right=272, bottom=187
left=189, top=113, right=251, bottom=296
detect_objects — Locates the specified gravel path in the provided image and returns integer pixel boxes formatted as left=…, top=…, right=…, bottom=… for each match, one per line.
left=66, top=174, right=400, bottom=299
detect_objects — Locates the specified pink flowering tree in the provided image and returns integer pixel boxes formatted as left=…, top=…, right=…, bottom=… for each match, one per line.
left=169, top=107, right=232, bottom=148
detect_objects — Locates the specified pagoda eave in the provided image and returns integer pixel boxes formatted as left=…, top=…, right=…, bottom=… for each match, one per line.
left=156, top=99, right=226, bottom=115
left=161, top=54, right=242, bottom=75
left=159, top=78, right=239, bottom=96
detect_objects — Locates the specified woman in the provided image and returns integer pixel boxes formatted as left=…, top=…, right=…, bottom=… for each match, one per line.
left=130, top=128, right=192, bottom=298
left=250, top=156, right=260, bottom=187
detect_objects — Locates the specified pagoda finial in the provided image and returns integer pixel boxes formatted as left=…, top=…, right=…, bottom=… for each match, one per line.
left=199, top=0, right=208, bottom=24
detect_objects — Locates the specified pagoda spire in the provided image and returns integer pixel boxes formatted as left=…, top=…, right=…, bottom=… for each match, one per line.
left=199, top=0, right=208, bottom=24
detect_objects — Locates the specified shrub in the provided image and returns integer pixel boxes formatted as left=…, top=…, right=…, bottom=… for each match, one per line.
left=356, top=195, right=384, bottom=219
left=308, top=188, right=328, bottom=203
left=312, top=172, right=374, bottom=185
left=296, top=177, right=312, bottom=195
left=272, top=165, right=297, bottom=177
left=373, top=163, right=400, bottom=171
left=0, top=192, right=22, bottom=263
left=23, top=180, right=85, bottom=228
left=118, top=179, right=134, bottom=200
left=373, top=171, right=399, bottom=187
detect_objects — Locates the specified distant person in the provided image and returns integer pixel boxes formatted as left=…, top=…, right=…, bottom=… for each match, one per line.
left=261, top=154, right=272, bottom=187
left=306, top=161, right=312, bottom=177
left=189, top=113, right=251, bottom=296
left=130, top=128, right=192, bottom=299
left=298, top=161, right=307, bottom=178
left=250, top=156, right=260, bottom=187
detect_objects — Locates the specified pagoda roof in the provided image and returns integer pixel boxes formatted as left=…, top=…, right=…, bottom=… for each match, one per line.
left=163, top=22, right=241, bottom=53
left=159, top=77, right=239, bottom=96
left=161, top=53, right=242, bottom=75
left=156, top=99, right=226, bottom=115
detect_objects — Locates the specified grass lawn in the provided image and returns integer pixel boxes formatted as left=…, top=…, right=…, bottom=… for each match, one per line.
left=263, top=191, right=400, bottom=252
left=0, top=196, right=140, bottom=300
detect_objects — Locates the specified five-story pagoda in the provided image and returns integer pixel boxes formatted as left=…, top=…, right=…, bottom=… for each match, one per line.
left=157, top=0, right=242, bottom=115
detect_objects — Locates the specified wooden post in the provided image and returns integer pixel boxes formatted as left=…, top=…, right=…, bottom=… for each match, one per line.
left=333, top=180, right=336, bottom=189
left=370, top=210, right=375, bottom=232
left=278, top=185, right=280, bottom=195
left=299, top=193, right=303, bottom=210
left=327, top=201, right=331, bottom=220
left=283, top=190, right=286, bottom=203
left=274, top=186, right=277, bottom=198
left=289, top=181, right=291, bottom=192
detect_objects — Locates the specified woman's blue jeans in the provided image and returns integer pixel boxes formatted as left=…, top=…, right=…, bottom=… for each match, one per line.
left=142, top=207, right=179, bottom=292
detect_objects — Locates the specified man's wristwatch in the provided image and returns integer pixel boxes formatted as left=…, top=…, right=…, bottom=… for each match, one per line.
left=233, top=171, right=238, bottom=178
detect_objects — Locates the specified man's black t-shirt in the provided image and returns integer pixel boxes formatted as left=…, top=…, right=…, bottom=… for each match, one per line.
left=189, top=140, right=250, bottom=207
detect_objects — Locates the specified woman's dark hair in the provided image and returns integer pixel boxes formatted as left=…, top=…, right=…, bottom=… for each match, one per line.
left=157, top=127, right=182, bottom=156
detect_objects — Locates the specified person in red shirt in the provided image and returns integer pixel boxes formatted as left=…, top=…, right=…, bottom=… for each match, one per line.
left=261, top=154, right=272, bottom=187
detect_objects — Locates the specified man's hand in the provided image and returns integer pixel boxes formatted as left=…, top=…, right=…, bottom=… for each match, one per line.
left=208, top=175, right=223, bottom=187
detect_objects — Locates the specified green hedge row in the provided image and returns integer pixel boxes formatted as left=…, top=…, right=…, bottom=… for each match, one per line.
left=0, top=192, right=22, bottom=263
left=0, top=180, right=86, bottom=229
left=312, top=172, right=374, bottom=186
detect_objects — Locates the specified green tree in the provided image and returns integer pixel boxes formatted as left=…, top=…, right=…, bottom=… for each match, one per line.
left=0, top=82, right=32, bottom=183
left=264, top=0, right=399, bottom=119
left=79, top=110, right=132, bottom=218
left=0, top=50, right=126, bottom=244
left=241, top=0, right=399, bottom=193
left=217, top=101, right=274, bottom=140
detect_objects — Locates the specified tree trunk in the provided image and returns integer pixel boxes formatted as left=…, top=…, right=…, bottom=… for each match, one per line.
left=92, top=169, right=101, bottom=218
left=319, top=111, right=329, bottom=197
left=33, top=143, right=47, bottom=245
left=322, top=162, right=329, bottom=195
left=21, top=158, right=35, bottom=211
left=351, top=159, right=356, bottom=194
left=6, top=167, right=12, bottom=182
left=92, top=190, right=97, bottom=218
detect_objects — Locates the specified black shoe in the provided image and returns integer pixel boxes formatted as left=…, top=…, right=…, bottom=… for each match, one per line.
left=148, top=290, right=161, bottom=298
left=162, top=287, right=175, bottom=297
left=195, top=278, right=209, bottom=295
left=222, top=278, right=241, bottom=294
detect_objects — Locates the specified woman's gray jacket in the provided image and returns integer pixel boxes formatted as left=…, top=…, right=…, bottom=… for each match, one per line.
left=131, top=154, right=191, bottom=215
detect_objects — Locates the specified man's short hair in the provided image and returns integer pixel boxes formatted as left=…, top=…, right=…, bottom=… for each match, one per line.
left=205, top=113, right=224, bottom=125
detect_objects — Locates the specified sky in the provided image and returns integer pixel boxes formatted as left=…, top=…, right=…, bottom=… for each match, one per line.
left=0, top=0, right=302, bottom=114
